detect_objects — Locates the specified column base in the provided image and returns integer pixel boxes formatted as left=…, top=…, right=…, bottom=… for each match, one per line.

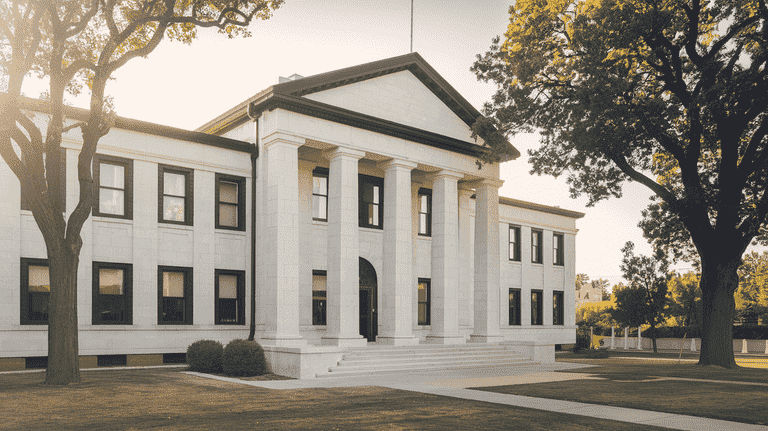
left=376, top=336, right=419, bottom=346
left=425, top=334, right=466, bottom=345
left=259, top=334, right=307, bottom=347
left=469, top=334, right=504, bottom=344
left=321, top=336, right=368, bottom=347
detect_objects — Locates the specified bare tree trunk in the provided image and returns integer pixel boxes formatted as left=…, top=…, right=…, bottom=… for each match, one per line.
left=45, top=245, right=81, bottom=385
left=698, top=257, right=739, bottom=368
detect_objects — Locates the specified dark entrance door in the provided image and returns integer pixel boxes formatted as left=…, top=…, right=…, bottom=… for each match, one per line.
left=359, top=258, right=377, bottom=342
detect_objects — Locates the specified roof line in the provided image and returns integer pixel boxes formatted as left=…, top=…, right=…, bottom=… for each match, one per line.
left=17, top=97, right=254, bottom=154
left=499, top=196, right=585, bottom=219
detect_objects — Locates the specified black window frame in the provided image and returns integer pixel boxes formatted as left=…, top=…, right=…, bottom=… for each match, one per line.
left=20, top=258, right=50, bottom=325
left=312, top=270, right=327, bottom=326
left=531, top=229, right=543, bottom=264
left=553, top=291, right=565, bottom=326
left=21, top=148, right=66, bottom=212
left=509, top=225, right=521, bottom=261
left=158, top=164, right=194, bottom=226
left=215, top=173, right=246, bottom=231
left=418, top=278, right=431, bottom=326
left=214, top=269, right=245, bottom=325
left=509, top=288, right=521, bottom=326
left=553, top=233, right=564, bottom=266
left=531, top=289, right=543, bottom=325
left=312, top=167, right=329, bottom=222
left=359, top=174, right=384, bottom=229
left=157, top=265, right=193, bottom=325
left=92, top=262, right=133, bottom=325
left=417, top=188, right=432, bottom=237
left=93, top=154, right=133, bottom=219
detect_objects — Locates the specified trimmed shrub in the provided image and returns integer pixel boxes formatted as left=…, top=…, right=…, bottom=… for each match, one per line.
left=573, top=331, right=592, bottom=352
left=222, top=339, right=266, bottom=377
left=186, top=340, right=223, bottom=373
left=641, top=326, right=701, bottom=339
left=577, top=349, right=609, bottom=359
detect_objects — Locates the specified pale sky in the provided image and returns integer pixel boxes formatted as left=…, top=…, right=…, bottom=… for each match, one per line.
left=22, top=0, right=680, bottom=287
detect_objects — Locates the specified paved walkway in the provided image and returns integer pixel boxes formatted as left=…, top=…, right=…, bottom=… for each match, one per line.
left=185, top=362, right=768, bottom=431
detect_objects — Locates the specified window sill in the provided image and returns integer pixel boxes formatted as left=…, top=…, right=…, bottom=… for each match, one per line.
left=92, top=216, right=133, bottom=226
left=158, top=224, right=194, bottom=232
left=214, top=229, right=247, bottom=236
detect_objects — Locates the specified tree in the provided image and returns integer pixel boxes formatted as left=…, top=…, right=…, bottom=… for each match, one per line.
left=0, top=0, right=283, bottom=385
left=667, top=271, right=702, bottom=327
left=610, top=242, right=670, bottom=352
left=736, top=251, right=768, bottom=324
left=576, top=273, right=590, bottom=291
left=591, top=278, right=610, bottom=301
left=473, top=0, right=768, bottom=368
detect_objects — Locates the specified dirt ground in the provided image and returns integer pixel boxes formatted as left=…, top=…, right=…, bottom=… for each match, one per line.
left=0, top=368, right=665, bottom=430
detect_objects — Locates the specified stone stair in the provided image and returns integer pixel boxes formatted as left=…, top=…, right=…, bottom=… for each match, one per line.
left=317, top=343, right=537, bottom=378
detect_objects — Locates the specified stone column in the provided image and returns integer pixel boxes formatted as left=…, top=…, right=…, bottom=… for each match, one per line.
left=261, top=135, right=305, bottom=346
left=426, top=170, right=465, bottom=344
left=322, top=147, right=367, bottom=347
left=610, top=326, right=616, bottom=350
left=377, top=159, right=419, bottom=345
left=458, top=185, right=474, bottom=328
left=298, top=160, right=314, bottom=327
left=471, top=179, right=504, bottom=343
left=637, top=328, right=643, bottom=350
left=624, top=327, right=629, bottom=350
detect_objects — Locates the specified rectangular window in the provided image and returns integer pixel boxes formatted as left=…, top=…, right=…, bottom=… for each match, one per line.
left=215, top=269, right=245, bottom=325
left=21, top=148, right=66, bottom=211
left=509, top=288, right=521, bottom=326
left=92, top=262, right=132, bottom=325
left=359, top=174, right=384, bottom=229
left=553, top=291, right=564, bottom=325
left=93, top=155, right=132, bottom=219
left=509, top=225, right=521, bottom=261
left=20, top=258, right=49, bottom=325
left=531, top=229, right=543, bottom=264
left=158, top=165, right=194, bottom=225
left=312, top=270, right=327, bottom=325
left=418, top=188, right=431, bottom=236
left=553, top=233, right=564, bottom=266
left=215, top=174, right=245, bottom=230
left=158, top=266, right=193, bottom=324
left=418, top=278, right=430, bottom=325
left=531, top=290, right=543, bottom=325
left=312, top=167, right=329, bottom=222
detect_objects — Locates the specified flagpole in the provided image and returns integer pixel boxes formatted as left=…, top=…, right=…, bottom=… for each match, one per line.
left=410, top=0, right=414, bottom=53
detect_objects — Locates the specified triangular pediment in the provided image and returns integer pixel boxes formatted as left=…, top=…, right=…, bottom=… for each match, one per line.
left=301, top=70, right=477, bottom=143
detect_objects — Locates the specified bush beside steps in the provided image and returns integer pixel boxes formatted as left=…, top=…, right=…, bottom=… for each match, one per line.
left=186, top=339, right=267, bottom=377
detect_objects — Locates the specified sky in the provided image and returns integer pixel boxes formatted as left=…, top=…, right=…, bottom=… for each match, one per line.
left=21, top=0, right=683, bottom=287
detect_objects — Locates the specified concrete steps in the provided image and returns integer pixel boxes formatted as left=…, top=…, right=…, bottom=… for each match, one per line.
left=317, top=343, right=537, bottom=378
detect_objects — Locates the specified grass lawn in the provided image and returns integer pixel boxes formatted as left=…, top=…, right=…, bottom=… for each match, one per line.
left=0, top=368, right=668, bottom=430
left=475, top=353, right=768, bottom=426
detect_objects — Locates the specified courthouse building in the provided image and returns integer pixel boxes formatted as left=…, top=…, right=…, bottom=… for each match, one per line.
left=0, top=53, right=583, bottom=377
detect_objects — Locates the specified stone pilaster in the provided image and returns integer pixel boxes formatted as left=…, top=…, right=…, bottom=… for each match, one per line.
left=261, top=134, right=305, bottom=346
left=471, top=178, right=504, bottom=343
left=426, top=170, right=465, bottom=344
left=377, top=159, right=419, bottom=345
left=322, top=147, right=367, bottom=347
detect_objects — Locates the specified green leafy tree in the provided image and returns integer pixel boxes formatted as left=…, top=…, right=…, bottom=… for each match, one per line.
left=576, top=273, right=590, bottom=291
left=473, top=0, right=768, bottom=368
left=736, top=251, right=768, bottom=324
left=667, top=271, right=702, bottom=327
left=0, top=0, right=283, bottom=385
left=610, top=242, right=671, bottom=352
left=591, top=278, right=610, bottom=301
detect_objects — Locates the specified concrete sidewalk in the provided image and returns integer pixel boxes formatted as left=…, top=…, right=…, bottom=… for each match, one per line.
left=185, top=362, right=768, bottom=431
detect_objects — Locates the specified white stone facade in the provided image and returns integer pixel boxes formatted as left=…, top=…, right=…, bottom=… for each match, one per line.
left=0, top=54, right=582, bottom=377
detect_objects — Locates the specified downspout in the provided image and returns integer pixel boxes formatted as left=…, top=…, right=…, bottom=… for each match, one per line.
left=247, top=105, right=259, bottom=341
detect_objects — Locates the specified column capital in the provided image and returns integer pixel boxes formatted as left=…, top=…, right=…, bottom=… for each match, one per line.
left=426, top=169, right=464, bottom=182
left=378, top=158, right=417, bottom=171
left=323, top=146, right=366, bottom=161
left=467, top=178, right=504, bottom=190
left=262, top=132, right=305, bottom=149
left=458, top=183, right=475, bottom=199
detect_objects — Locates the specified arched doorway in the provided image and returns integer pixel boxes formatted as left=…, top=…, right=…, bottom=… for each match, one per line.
left=359, top=257, right=378, bottom=342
